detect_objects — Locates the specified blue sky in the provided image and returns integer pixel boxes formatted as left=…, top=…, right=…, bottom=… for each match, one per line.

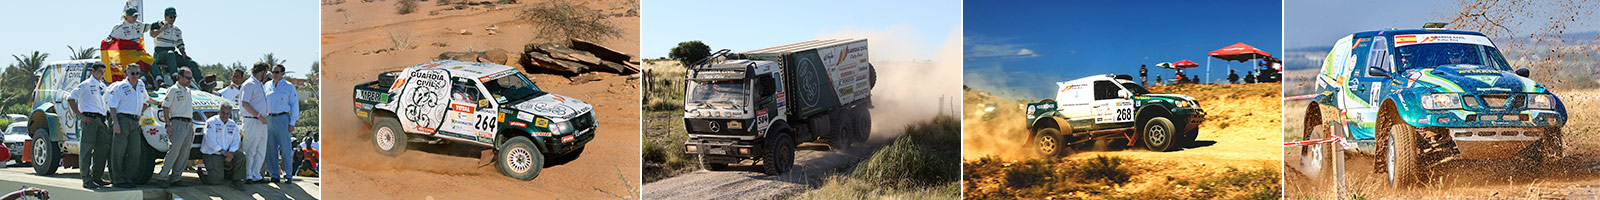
left=641, top=0, right=960, bottom=60
left=0, top=1, right=319, bottom=77
left=964, top=0, right=1282, bottom=99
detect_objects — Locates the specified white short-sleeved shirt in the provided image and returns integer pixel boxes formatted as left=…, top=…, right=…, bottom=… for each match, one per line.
left=162, top=85, right=194, bottom=119
left=105, top=80, right=148, bottom=115
left=154, top=24, right=183, bottom=48
left=109, top=22, right=147, bottom=41
left=69, top=79, right=110, bottom=115
left=201, top=115, right=240, bottom=154
left=218, top=85, right=241, bottom=104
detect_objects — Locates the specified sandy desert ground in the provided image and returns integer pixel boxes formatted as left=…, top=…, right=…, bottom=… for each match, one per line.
left=962, top=83, right=1284, bottom=199
left=317, top=0, right=641, bottom=199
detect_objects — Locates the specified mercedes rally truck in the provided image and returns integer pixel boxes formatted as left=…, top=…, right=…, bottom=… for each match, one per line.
left=1297, top=23, right=1568, bottom=188
left=1022, top=74, right=1207, bottom=157
left=682, top=39, right=876, bottom=175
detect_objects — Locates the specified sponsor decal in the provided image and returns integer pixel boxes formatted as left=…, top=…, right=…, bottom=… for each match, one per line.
left=561, top=135, right=575, bottom=143
left=390, top=78, right=408, bottom=91
left=510, top=121, right=527, bottom=128
left=553, top=95, right=566, bottom=103
left=756, top=109, right=768, bottom=117
left=533, top=132, right=551, bottom=137
left=356, top=111, right=369, bottom=118
left=728, top=121, right=743, bottom=129
left=1466, top=75, right=1499, bottom=85
left=535, top=118, right=549, bottom=128
left=1457, top=69, right=1498, bottom=74
left=401, top=69, right=451, bottom=128
left=479, top=76, right=493, bottom=83
left=451, top=104, right=475, bottom=113
left=498, top=112, right=506, bottom=122
left=1395, top=35, right=1417, bottom=44
left=417, top=126, right=437, bottom=134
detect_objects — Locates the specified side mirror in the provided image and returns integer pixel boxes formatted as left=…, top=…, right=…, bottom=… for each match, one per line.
left=1117, top=90, right=1132, bottom=99
left=1515, top=68, right=1531, bottom=77
left=1367, top=66, right=1390, bottom=77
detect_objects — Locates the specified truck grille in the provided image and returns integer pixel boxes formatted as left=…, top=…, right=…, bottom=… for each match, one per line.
left=685, top=119, right=749, bottom=135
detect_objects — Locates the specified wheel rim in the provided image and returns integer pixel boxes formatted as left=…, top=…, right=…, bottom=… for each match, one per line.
left=376, top=127, right=395, bottom=151
left=1039, top=135, right=1057, bottom=154
left=1147, top=123, right=1167, bottom=145
left=508, top=147, right=532, bottom=173
left=778, top=140, right=793, bottom=168
left=1386, top=134, right=1398, bottom=184
left=32, top=132, right=47, bottom=165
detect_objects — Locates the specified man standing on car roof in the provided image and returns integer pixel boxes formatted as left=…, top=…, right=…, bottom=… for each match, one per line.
left=150, top=7, right=203, bottom=88
left=106, top=65, right=157, bottom=188
left=68, top=63, right=113, bottom=189
left=155, top=67, right=197, bottom=188
left=239, top=62, right=272, bottom=183
left=265, top=64, right=299, bottom=182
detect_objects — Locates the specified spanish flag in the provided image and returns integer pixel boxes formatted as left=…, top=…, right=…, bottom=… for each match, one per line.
left=100, top=37, right=152, bottom=82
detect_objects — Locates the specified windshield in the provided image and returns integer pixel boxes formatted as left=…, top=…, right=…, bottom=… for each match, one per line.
left=686, top=80, right=748, bottom=109
left=1119, top=82, right=1151, bottom=95
left=6, top=126, right=23, bottom=135
left=1395, top=43, right=1511, bottom=72
left=483, top=73, right=546, bottom=102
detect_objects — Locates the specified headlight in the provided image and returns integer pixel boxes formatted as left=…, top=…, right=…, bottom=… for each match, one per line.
left=1528, top=94, right=1555, bottom=109
left=1421, top=93, right=1462, bottom=110
left=551, top=119, right=574, bottom=135
left=1175, top=100, right=1193, bottom=108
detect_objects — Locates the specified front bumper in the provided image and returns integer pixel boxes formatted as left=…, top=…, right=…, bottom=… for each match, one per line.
left=5, top=142, right=20, bottom=159
left=542, top=127, right=594, bottom=155
left=685, top=136, right=760, bottom=163
left=1445, top=127, right=1547, bottom=159
left=1176, top=109, right=1207, bottom=133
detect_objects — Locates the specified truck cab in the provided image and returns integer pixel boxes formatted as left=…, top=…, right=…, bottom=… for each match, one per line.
left=1023, top=74, right=1206, bottom=156
left=26, top=59, right=233, bottom=179
left=354, top=60, right=597, bottom=180
left=1301, top=24, right=1567, bottom=187
left=682, top=39, right=876, bottom=175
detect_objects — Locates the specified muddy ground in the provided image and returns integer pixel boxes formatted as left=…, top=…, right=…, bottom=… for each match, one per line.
left=1283, top=88, right=1600, bottom=199
left=318, top=0, right=641, bottom=199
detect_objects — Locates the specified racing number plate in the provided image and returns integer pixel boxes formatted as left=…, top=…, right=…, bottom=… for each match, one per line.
left=707, top=147, right=727, bottom=155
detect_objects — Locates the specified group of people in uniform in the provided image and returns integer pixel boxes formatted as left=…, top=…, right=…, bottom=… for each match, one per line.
left=65, top=7, right=303, bottom=190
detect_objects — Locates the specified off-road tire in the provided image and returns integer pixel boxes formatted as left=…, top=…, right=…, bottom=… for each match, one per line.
left=30, top=128, right=61, bottom=175
left=497, top=137, right=544, bottom=181
left=698, top=154, right=726, bottom=171
left=1300, top=125, right=1336, bottom=182
left=854, top=108, right=871, bottom=142
left=1384, top=122, right=1422, bottom=188
left=1143, top=117, right=1178, bottom=151
left=372, top=118, right=408, bottom=157
left=1033, top=128, right=1071, bottom=157
left=761, top=133, right=795, bottom=175
left=829, top=122, right=853, bottom=151
left=133, top=137, right=160, bottom=184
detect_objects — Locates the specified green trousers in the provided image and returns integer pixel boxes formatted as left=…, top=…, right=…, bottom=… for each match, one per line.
left=110, top=114, right=146, bottom=186
left=78, top=114, right=112, bottom=185
left=201, top=151, right=246, bottom=185
left=153, top=47, right=202, bottom=88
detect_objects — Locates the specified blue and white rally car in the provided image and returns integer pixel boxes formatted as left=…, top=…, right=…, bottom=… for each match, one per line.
left=1298, top=23, right=1567, bottom=188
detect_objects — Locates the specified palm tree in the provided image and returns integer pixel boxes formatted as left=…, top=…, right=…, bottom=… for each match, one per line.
left=11, top=51, right=49, bottom=76
left=2, top=51, right=49, bottom=111
left=67, top=45, right=99, bottom=60
left=260, top=53, right=286, bottom=67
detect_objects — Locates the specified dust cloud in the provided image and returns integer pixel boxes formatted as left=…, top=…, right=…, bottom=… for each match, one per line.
left=817, top=25, right=964, bottom=142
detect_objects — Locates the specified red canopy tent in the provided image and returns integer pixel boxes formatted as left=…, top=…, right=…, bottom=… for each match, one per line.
left=1205, top=43, right=1279, bottom=83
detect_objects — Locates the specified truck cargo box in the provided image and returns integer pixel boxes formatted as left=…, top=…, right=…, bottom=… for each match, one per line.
left=740, top=39, right=872, bottom=117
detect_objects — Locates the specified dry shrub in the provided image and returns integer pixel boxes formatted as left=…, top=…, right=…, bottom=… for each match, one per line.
left=396, top=0, right=419, bottom=15
left=517, top=0, right=622, bottom=42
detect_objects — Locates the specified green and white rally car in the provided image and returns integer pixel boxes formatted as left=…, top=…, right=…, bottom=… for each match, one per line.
left=353, top=60, right=598, bottom=181
left=1022, top=74, right=1207, bottom=156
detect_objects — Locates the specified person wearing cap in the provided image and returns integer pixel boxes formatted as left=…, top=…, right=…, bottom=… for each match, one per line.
left=239, top=62, right=272, bottom=183
left=151, top=7, right=203, bottom=88
left=68, top=63, right=113, bottom=189
left=106, top=65, right=158, bottom=188
left=155, top=67, right=197, bottom=188
left=106, top=8, right=154, bottom=82
left=265, top=65, right=300, bottom=182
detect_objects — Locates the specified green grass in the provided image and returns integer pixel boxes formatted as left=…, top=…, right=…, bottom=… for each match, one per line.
left=792, top=115, right=962, bottom=199
left=641, top=60, right=697, bottom=183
